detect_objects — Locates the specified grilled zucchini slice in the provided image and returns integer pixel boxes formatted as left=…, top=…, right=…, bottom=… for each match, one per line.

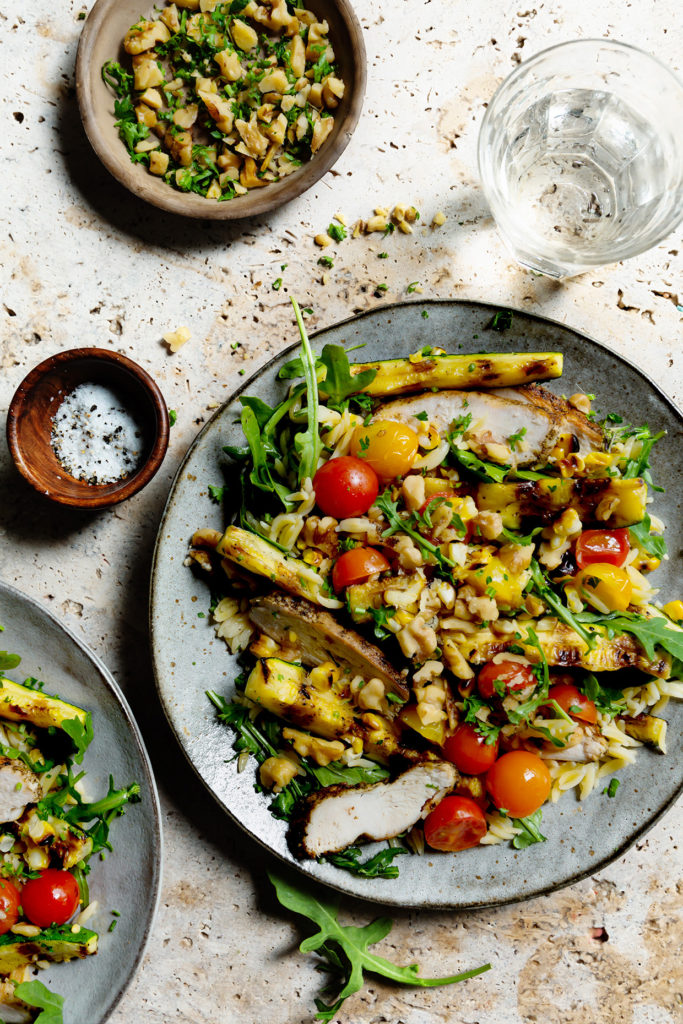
left=347, top=352, right=563, bottom=397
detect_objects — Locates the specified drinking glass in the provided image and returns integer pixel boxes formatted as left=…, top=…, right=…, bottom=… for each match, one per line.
left=477, top=40, right=683, bottom=277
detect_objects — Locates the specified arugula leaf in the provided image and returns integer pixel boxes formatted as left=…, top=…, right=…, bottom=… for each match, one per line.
left=529, top=559, right=596, bottom=649
left=576, top=611, right=683, bottom=663
left=629, top=514, right=667, bottom=560
left=448, top=445, right=509, bottom=483
left=511, top=809, right=547, bottom=849
left=269, top=872, right=491, bottom=1022
left=58, top=775, right=141, bottom=854
left=511, top=469, right=554, bottom=481
left=461, top=696, right=502, bottom=744
left=208, top=484, right=225, bottom=504
left=375, top=491, right=454, bottom=573
left=61, top=712, right=94, bottom=764
left=367, top=605, right=396, bottom=640
left=291, top=297, right=322, bottom=484
left=309, top=761, right=390, bottom=787
left=239, top=395, right=277, bottom=429
left=606, top=422, right=665, bottom=490
left=0, top=651, right=21, bottom=672
left=14, top=980, right=64, bottom=1024
left=501, top=526, right=543, bottom=546
left=622, top=428, right=665, bottom=485
left=240, top=405, right=293, bottom=508
left=325, top=846, right=406, bottom=879
left=319, top=344, right=376, bottom=409
left=278, top=355, right=324, bottom=380
left=524, top=627, right=549, bottom=690
left=581, top=673, right=626, bottom=717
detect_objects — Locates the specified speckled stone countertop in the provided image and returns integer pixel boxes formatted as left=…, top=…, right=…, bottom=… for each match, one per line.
left=2, top=1, right=682, bottom=1021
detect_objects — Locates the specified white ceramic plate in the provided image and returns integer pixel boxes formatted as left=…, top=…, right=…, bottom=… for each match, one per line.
left=150, top=299, right=682, bottom=908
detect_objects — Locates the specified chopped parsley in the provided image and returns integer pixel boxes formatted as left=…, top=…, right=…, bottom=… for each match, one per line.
left=327, top=223, right=347, bottom=242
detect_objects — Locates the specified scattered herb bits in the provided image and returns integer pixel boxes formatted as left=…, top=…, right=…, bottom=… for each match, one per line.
left=102, top=1, right=346, bottom=201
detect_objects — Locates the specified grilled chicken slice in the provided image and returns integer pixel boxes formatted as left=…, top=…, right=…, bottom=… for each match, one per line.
left=249, top=592, right=408, bottom=701
left=539, top=723, right=608, bottom=762
left=370, top=385, right=603, bottom=469
left=292, top=760, right=458, bottom=858
left=0, top=757, right=41, bottom=823
left=494, top=384, right=604, bottom=452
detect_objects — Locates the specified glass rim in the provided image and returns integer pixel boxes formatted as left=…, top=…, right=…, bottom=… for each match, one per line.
left=479, top=37, right=683, bottom=132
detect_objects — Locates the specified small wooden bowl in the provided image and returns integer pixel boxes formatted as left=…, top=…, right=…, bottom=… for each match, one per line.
left=7, top=349, right=170, bottom=509
left=75, top=0, right=367, bottom=220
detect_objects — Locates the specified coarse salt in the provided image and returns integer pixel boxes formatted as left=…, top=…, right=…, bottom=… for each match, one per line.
left=51, top=383, right=144, bottom=484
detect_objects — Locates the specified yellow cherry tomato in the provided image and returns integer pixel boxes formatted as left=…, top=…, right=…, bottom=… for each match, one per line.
left=576, top=562, right=632, bottom=612
left=350, top=421, right=419, bottom=481
left=662, top=600, right=683, bottom=623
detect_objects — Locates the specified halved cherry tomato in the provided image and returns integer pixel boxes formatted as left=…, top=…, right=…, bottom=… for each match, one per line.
left=0, top=879, right=20, bottom=936
left=477, top=660, right=536, bottom=700
left=312, top=456, right=379, bottom=518
left=442, top=724, right=499, bottom=775
left=486, top=750, right=551, bottom=818
left=21, top=869, right=80, bottom=928
left=543, top=683, right=597, bottom=724
left=350, top=421, right=419, bottom=481
left=576, top=563, right=632, bottom=612
left=423, top=795, right=487, bottom=851
left=331, top=547, right=390, bottom=591
left=575, top=529, right=630, bottom=569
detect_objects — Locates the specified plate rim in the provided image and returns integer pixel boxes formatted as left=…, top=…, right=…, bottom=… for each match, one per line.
left=0, top=578, right=164, bottom=1021
left=149, top=297, right=683, bottom=909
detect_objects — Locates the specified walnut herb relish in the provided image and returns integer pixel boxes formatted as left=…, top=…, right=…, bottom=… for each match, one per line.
left=101, top=0, right=345, bottom=200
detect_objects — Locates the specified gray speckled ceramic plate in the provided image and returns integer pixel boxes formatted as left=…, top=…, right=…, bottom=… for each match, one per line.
left=150, top=299, right=683, bottom=909
left=0, top=581, right=162, bottom=1023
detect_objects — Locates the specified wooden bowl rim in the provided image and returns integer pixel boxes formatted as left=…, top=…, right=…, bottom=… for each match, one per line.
left=6, top=347, right=170, bottom=509
left=75, top=0, right=367, bottom=220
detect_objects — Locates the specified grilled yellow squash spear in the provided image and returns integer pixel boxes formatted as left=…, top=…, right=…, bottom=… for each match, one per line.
left=217, top=526, right=342, bottom=608
left=347, top=351, right=563, bottom=397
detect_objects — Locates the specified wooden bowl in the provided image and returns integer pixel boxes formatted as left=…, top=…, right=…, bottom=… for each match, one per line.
left=75, top=0, right=367, bottom=220
left=7, top=349, right=170, bottom=509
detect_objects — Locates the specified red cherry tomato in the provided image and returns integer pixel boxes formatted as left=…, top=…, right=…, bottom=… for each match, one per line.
left=312, top=456, right=379, bottom=519
left=575, top=529, right=630, bottom=569
left=21, top=869, right=80, bottom=928
left=543, top=683, right=598, bottom=724
left=486, top=751, right=551, bottom=818
left=477, top=660, right=536, bottom=700
left=331, top=547, right=390, bottom=591
left=442, top=724, right=499, bottom=775
left=0, top=879, right=20, bottom=936
left=423, top=795, right=487, bottom=851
